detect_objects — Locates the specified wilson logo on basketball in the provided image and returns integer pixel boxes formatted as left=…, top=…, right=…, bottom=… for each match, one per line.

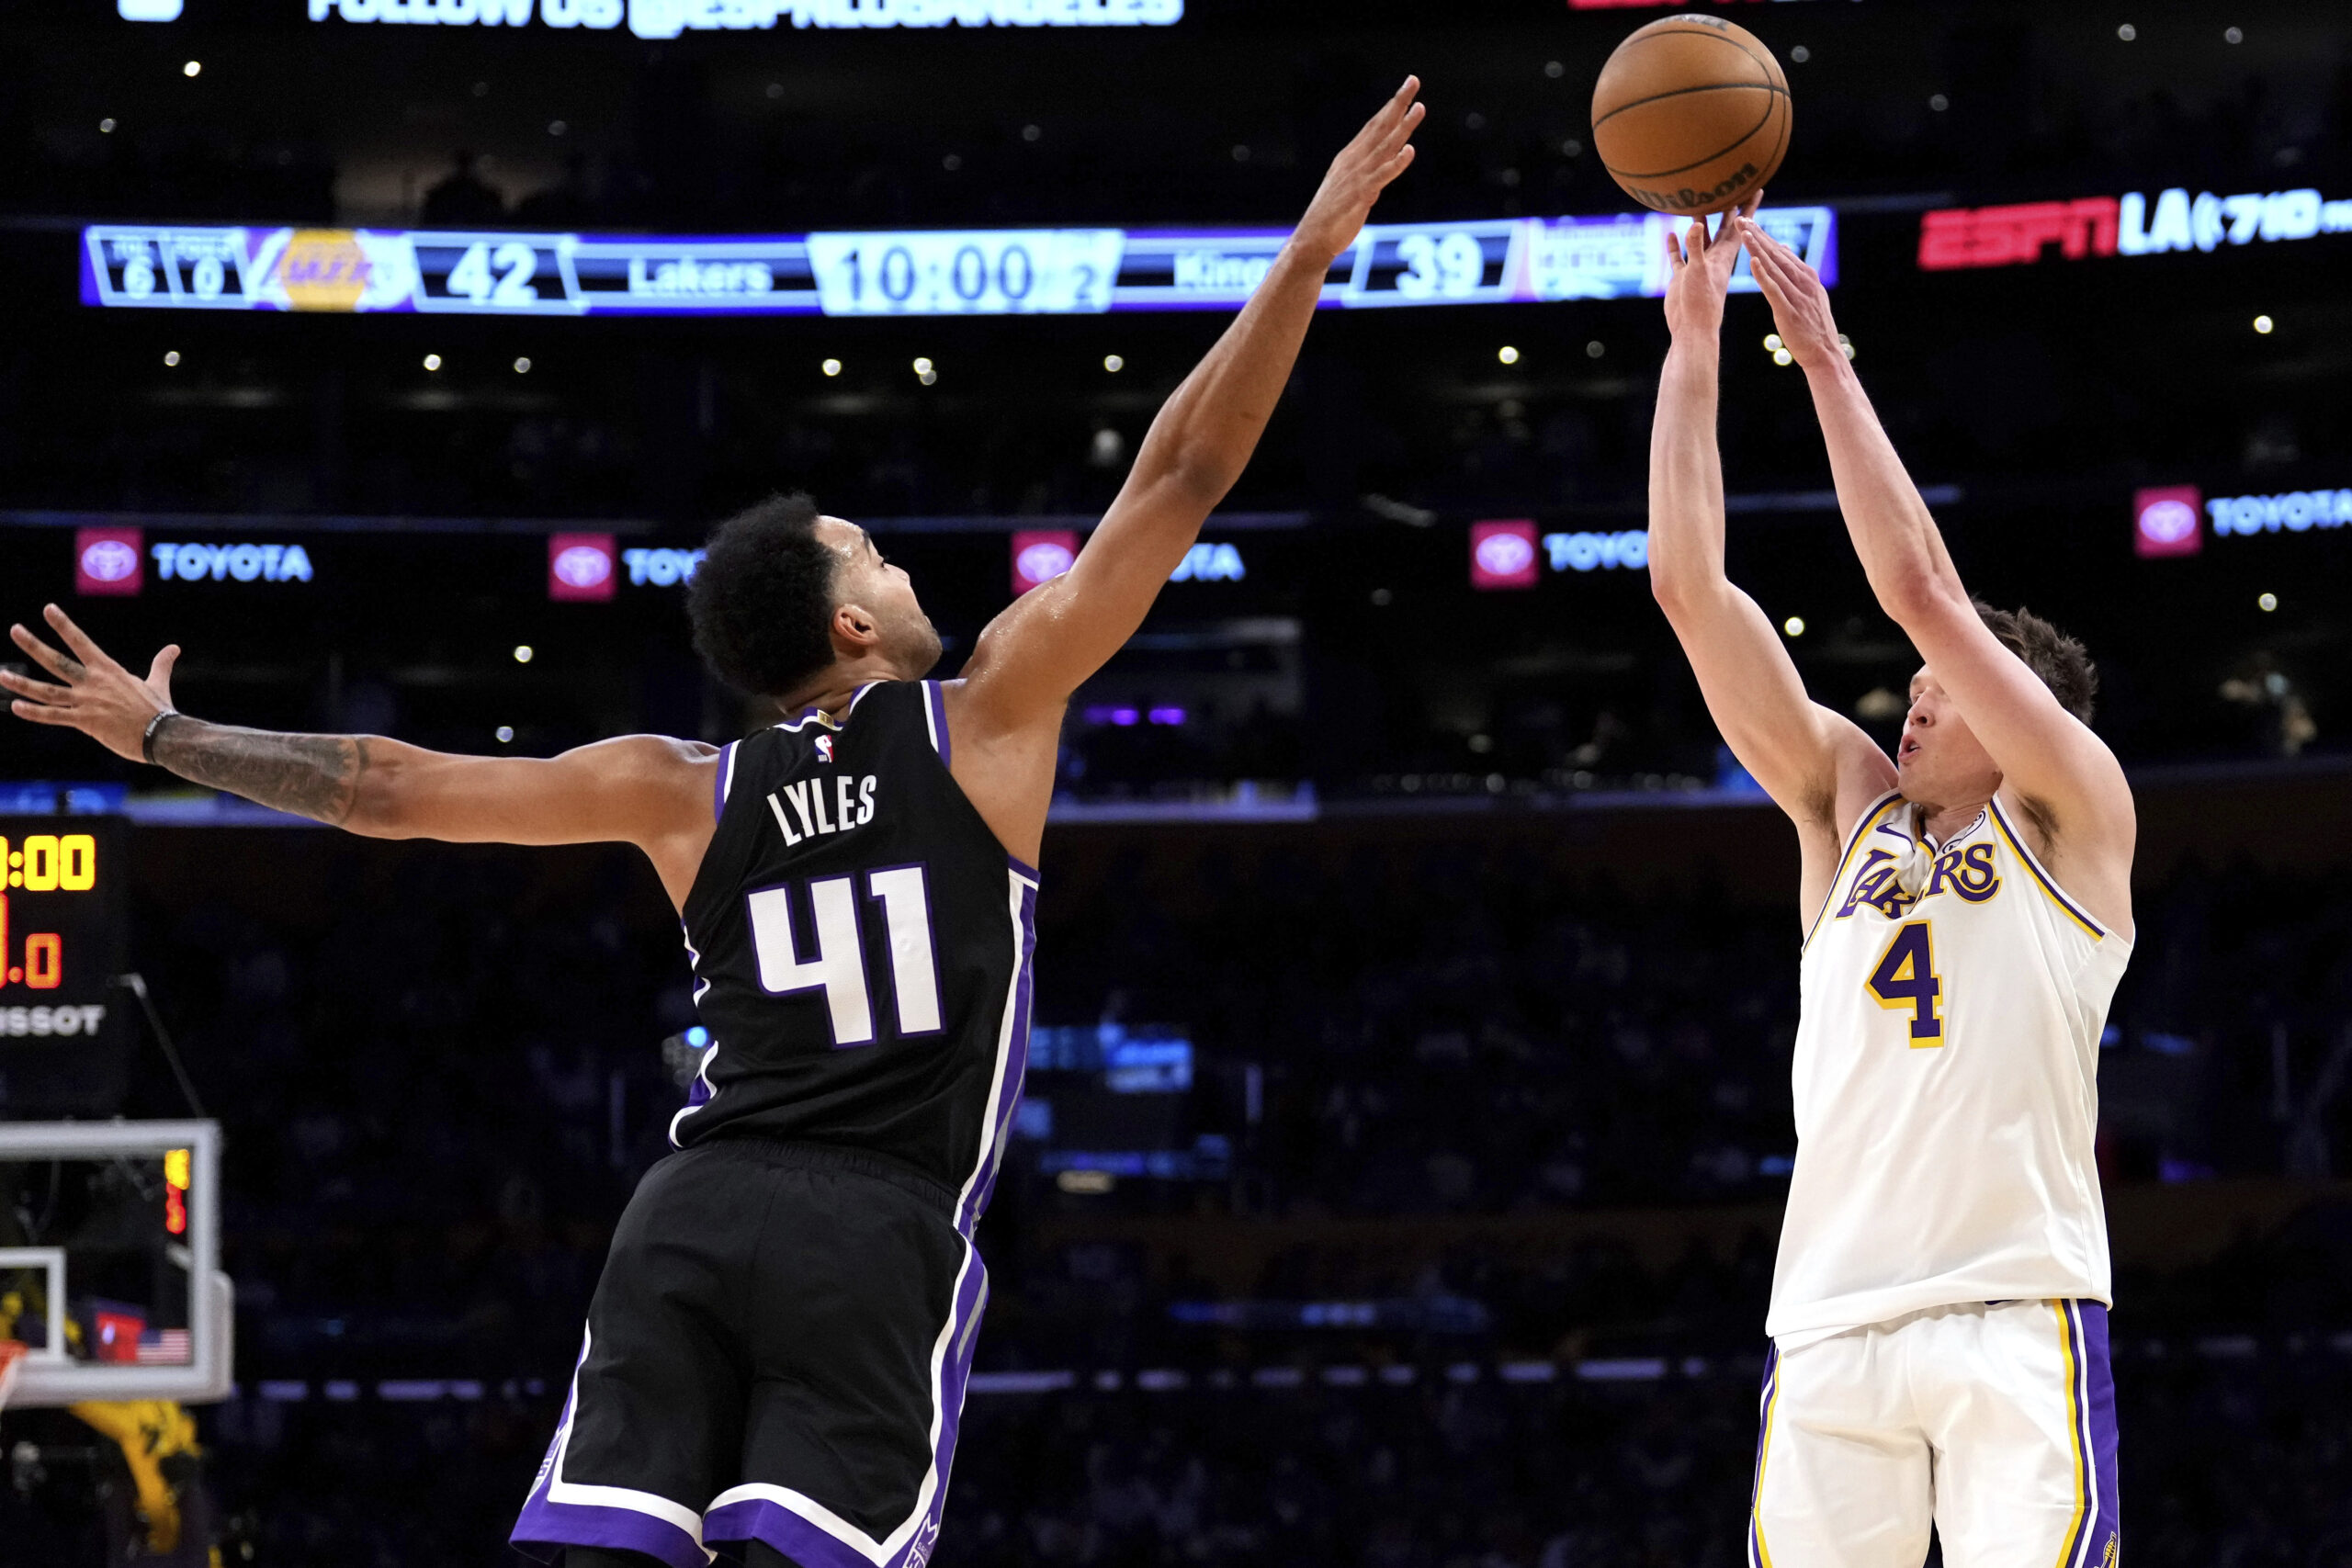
left=1626, top=163, right=1760, bottom=214
left=78, top=540, right=140, bottom=582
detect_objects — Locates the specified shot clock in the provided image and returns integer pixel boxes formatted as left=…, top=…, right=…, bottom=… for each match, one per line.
left=0, top=816, right=133, bottom=1118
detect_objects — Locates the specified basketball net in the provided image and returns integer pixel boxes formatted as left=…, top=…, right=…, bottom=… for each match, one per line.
left=0, top=1340, right=26, bottom=1413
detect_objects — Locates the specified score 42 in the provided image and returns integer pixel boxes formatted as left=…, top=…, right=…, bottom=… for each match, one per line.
left=0, top=833, right=97, bottom=990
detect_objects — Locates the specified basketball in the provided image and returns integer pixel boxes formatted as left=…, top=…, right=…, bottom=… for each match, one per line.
left=1590, top=15, right=1792, bottom=216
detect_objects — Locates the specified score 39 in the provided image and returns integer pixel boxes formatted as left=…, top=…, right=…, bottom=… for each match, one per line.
left=0, top=833, right=98, bottom=990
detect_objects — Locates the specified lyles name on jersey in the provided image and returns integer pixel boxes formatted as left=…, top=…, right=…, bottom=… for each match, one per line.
left=764, top=731, right=880, bottom=847
left=1834, top=840, right=2002, bottom=922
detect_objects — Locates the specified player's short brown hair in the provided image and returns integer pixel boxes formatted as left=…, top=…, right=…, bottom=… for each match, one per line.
left=1973, top=601, right=2098, bottom=724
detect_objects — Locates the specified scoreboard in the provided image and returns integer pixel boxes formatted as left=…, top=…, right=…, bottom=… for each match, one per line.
left=78, top=208, right=1837, bottom=318
left=0, top=817, right=132, bottom=1118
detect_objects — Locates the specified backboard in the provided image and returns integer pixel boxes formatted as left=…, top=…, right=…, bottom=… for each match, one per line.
left=0, top=1119, right=233, bottom=1406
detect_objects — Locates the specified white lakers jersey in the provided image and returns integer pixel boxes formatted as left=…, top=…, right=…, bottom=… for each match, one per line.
left=1766, top=789, right=2133, bottom=1344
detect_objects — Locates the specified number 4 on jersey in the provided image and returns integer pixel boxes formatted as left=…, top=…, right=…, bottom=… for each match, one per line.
left=747, top=868, right=943, bottom=1048
left=1867, top=920, right=1944, bottom=1044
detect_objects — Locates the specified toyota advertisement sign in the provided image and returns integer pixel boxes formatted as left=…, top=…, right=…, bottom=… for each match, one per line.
left=1011, top=529, right=1080, bottom=596
left=74, top=527, right=146, bottom=596
left=547, top=533, right=618, bottom=602
left=2133, top=487, right=2204, bottom=558
left=1469, top=521, right=1540, bottom=591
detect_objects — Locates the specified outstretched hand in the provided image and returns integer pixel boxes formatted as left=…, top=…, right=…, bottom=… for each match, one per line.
left=4, top=605, right=181, bottom=762
left=1736, top=214, right=1842, bottom=370
left=1292, top=76, right=1426, bottom=263
left=1661, top=191, right=1760, bottom=343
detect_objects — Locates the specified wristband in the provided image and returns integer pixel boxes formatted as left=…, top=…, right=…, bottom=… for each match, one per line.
left=141, top=708, right=181, bottom=765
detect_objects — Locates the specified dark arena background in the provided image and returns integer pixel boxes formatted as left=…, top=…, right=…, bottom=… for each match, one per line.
left=4, top=0, right=2352, bottom=1563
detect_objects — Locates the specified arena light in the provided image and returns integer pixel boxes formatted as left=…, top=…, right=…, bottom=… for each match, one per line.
left=1498, top=345, right=1520, bottom=365
left=820, top=357, right=842, bottom=377
left=911, top=356, right=933, bottom=376
left=2257, top=592, right=2278, bottom=612
left=513, top=356, right=531, bottom=374
left=422, top=353, right=442, bottom=371
left=2253, top=315, right=2274, bottom=333
left=513, top=645, right=534, bottom=664
left=181, top=60, right=200, bottom=77
left=1102, top=354, right=1124, bottom=373
left=162, top=350, right=179, bottom=367
left=495, top=727, right=515, bottom=743
left=1783, top=616, right=1807, bottom=637
left=99, top=118, right=117, bottom=134
left=1586, top=341, right=1605, bottom=359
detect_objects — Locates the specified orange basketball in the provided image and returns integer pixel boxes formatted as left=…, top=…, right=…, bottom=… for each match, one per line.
left=1590, top=15, right=1792, bottom=217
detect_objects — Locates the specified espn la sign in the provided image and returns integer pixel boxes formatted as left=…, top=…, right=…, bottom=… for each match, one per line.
left=1921, top=186, right=2352, bottom=271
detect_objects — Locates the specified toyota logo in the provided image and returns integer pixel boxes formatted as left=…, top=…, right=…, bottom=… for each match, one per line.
left=2137, top=499, right=2198, bottom=544
left=1016, top=541, right=1075, bottom=585
left=80, top=539, right=141, bottom=582
left=1475, top=532, right=1535, bottom=577
left=552, top=545, right=613, bottom=589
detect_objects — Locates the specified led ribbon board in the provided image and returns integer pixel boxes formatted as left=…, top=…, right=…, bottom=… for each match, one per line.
left=80, top=209, right=1835, bottom=317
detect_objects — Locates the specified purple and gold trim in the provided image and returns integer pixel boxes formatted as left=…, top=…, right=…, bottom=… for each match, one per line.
left=2052, top=1300, right=2120, bottom=1568
left=1988, top=799, right=2106, bottom=941
left=1747, top=1343, right=1781, bottom=1568
left=1804, top=790, right=1906, bottom=951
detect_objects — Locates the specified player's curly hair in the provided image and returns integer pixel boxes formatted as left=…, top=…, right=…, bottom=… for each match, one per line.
left=687, top=493, right=842, bottom=701
left=1974, top=601, right=2098, bottom=725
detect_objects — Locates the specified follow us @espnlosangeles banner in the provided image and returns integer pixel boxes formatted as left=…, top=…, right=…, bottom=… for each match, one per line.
left=298, top=0, right=1182, bottom=31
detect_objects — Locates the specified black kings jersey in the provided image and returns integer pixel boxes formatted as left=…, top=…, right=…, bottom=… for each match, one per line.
left=673, top=679, right=1038, bottom=1235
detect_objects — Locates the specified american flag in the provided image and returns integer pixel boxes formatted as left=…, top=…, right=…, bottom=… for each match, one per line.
left=135, top=1330, right=192, bottom=1366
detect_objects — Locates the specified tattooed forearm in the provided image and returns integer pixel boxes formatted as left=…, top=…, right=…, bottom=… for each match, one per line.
left=150, top=717, right=372, bottom=827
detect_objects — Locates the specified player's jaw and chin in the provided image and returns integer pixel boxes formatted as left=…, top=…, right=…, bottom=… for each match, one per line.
left=1891, top=678, right=2004, bottom=818
left=819, top=514, right=946, bottom=682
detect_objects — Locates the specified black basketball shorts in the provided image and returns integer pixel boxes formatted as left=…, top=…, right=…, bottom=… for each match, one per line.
left=510, top=1138, right=988, bottom=1568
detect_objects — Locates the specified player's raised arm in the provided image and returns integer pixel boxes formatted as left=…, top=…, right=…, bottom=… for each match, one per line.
left=1647, top=200, right=1892, bottom=842
left=1736, top=219, right=2132, bottom=876
left=951, top=78, right=1423, bottom=735
left=5, top=605, right=718, bottom=907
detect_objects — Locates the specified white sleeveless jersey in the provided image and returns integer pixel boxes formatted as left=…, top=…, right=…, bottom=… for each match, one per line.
left=1766, top=789, right=2133, bottom=1344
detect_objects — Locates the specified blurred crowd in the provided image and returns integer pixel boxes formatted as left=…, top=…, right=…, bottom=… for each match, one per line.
left=76, top=829, right=2350, bottom=1376
left=0, top=815, right=2341, bottom=1561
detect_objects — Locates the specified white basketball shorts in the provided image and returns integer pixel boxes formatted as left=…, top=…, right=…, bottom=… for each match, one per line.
left=1747, top=1299, right=2120, bottom=1568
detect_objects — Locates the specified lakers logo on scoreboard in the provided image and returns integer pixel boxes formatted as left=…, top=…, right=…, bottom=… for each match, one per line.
left=276, top=230, right=374, bottom=311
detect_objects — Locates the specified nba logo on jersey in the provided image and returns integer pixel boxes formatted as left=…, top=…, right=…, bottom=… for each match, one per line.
left=814, top=736, right=834, bottom=764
